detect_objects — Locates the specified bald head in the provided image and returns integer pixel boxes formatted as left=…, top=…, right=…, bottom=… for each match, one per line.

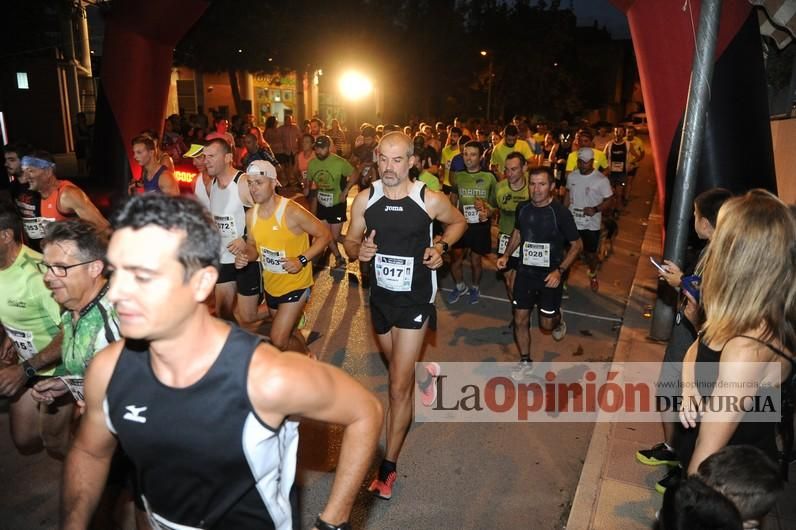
left=377, top=132, right=415, bottom=188
left=379, top=132, right=413, bottom=158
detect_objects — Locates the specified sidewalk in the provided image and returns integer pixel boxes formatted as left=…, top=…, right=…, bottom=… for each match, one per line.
left=566, top=199, right=796, bottom=529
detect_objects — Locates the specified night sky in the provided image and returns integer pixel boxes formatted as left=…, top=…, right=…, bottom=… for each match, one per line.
left=572, top=0, right=630, bottom=38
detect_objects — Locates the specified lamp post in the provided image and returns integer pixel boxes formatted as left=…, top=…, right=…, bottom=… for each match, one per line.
left=481, top=50, right=493, bottom=122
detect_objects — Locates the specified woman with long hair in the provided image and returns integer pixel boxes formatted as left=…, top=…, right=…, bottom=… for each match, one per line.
left=679, top=189, right=796, bottom=475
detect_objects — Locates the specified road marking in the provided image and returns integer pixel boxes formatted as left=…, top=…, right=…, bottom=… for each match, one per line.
left=438, top=288, right=623, bottom=324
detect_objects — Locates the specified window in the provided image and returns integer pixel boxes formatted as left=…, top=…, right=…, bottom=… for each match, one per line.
left=176, top=79, right=197, bottom=114
left=16, top=72, right=29, bottom=90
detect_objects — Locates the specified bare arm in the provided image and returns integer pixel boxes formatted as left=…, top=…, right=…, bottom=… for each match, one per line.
left=281, top=202, right=332, bottom=273
left=60, top=187, right=109, bottom=233
left=158, top=170, right=181, bottom=196
left=249, top=346, right=382, bottom=526
left=0, top=330, right=63, bottom=396
left=61, top=342, right=122, bottom=529
left=425, top=189, right=467, bottom=247
left=342, top=190, right=371, bottom=261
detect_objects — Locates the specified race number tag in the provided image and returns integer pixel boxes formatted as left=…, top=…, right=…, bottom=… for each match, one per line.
left=611, top=161, right=625, bottom=173
left=59, top=376, right=85, bottom=402
left=498, top=234, right=520, bottom=258
left=572, top=208, right=585, bottom=220
left=318, top=191, right=334, bottom=208
left=375, top=254, right=414, bottom=292
left=463, top=204, right=480, bottom=224
left=22, top=217, right=55, bottom=240
left=3, top=325, right=38, bottom=360
left=213, top=215, right=238, bottom=239
left=522, top=242, right=551, bottom=267
left=261, top=247, right=286, bottom=274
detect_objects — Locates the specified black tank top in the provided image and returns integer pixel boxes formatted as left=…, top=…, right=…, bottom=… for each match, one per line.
left=364, top=180, right=435, bottom=306
left=679, top=334, right=795, bottom=468
left=104, top=326, right=299, bottom=530
left=609, top=141, right=628, bottom=175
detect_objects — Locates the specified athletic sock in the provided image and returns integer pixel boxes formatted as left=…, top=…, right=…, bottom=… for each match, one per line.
left=663, top=441, right=674, bottom=452
left=520, top=355, right=531, bottom=363
left=456, top=282, right=466, bottom=292
left=379, top=459, right=397, bottom=481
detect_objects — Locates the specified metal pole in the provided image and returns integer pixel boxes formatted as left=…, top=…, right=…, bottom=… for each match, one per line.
left=486, top=57, right=493, bottom=122
left=650, top=0, right=722, bottom=340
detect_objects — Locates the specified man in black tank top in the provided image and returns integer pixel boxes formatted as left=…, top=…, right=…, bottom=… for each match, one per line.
left=605, top=126, right=629, bottom=206
left=344, top=132, right=466, bottom=501
left=61, top=194, right=383, bottom=530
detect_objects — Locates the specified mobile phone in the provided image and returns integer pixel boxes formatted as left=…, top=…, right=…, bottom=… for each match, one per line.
left=649, top=256, right=667, bottom=274
left=681, top=275, right=701, bottom=303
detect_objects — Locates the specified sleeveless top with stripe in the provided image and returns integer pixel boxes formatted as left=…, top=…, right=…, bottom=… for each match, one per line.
left=209, top=171, right=247, bottom=264
left=364, top=180, right=436, bottom=306
left=250, top=197, right=312, bottom=297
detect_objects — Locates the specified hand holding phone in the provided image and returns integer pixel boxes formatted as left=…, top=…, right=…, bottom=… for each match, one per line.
left=649, top=256, right=667, bottom=274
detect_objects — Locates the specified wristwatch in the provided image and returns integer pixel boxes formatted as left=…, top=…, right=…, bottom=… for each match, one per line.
left=437, top=241, right=449, bottom=255
left=298, top=255, right=309, bottom=267
left=21, top=360, right=36, bottom=380
left=314, top=515, right=351, bottom=530
left=557, top=266, right=566, bottom=275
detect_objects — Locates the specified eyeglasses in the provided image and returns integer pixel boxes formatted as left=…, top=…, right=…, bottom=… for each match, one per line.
left=36, top=260, right=95, bottom=277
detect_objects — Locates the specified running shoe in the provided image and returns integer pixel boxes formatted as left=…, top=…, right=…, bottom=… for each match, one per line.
left=447, top=285, right=467, bottom=304
left=655, top=466, right=682, bottom=495
left=368, top=471, right=397, bottom=500
left=468, top=286, right=480, bottom=305
left=635, top=442, right=679, bottom=467
left=552, top=318, right=567, bottom=341
left=419, top=362, right=441, bottom=407
left=510, top=359, right=534, bottom=381
left=561, top=283, right=569, bottom=300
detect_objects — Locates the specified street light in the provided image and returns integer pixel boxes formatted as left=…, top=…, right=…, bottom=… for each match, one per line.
left=480, top=51, right=493, bottom=121
left=339, top=70, right=373, bottom=101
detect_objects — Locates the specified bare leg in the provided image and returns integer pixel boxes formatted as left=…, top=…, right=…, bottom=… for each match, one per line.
left=513, top=309, right=532, bottom=358
left=449, top=248, right=465, bottom=286
left=9, top=387, right=44, bottom=454
left=470, top=251, right=483, bottom=286
left=268, top=293, right=309, bottom=351
left=214, top=282, right=237, bottom=322
left=235, top=293, right=261, bottom=330
left=376, top=323, right=428, bottom=462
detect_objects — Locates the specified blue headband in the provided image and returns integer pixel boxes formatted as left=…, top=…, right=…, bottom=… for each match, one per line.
left=21, top=156, right=55, bottom=170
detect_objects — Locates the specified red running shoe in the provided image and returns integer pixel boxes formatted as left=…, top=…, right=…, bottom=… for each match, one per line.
left=419, top=362, right=441, bottom=407
left=368, top=471, right=397, bottom=500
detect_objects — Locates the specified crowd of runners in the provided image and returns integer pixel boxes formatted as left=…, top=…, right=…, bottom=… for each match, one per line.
left=0, top=112, right=793, bottom=529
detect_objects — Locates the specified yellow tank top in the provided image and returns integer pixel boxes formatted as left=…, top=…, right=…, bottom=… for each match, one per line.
left=251, top=197, right=313, bottom=297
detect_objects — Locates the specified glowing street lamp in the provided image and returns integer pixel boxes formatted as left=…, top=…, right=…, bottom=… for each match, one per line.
left=339, top=70, right=373, bottom=101
left=480, top=51, right=494, bottom=121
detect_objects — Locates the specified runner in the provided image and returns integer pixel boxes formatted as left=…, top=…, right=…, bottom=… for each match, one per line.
left=343, top=132, right=466, bottom=500
left=238, top=160, right=331, bottom=351
left=3, top=143, right=40, bottom=250
left=495, top=152, right=530, bottom=299
left=21, top=151, right=109, bottom=249
left=183, top=143, right=211, bottom=208
left=604, top=126, right=629, bottom=208
left=564, top=148, right=614, bottom=292
left=440, top=126, right=462, bottom=193
left=625, top=126, right=645, bottom=202
left=0, top=201, right=67, bottom=457
left=130, top=135, right=180, bottom=195
left=306, top=135, right=358, bottom=270
left=497, top=167, right=582, bottom=379
left=204, top=138, right=260, bottom=326
left=61, top=193, right=383, bottom=530
left=448, top=140, right=498, bottom=305
left=489, top=124, right=534, bottom=181
left=564, top=129, right=608, bottom=175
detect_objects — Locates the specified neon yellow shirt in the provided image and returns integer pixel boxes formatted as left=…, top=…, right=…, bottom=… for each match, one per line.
left=565, top=148, right=609, bottom=172
left=441, top=145, right=460, bottom=187
left=489, top=139, right=534, bottom=172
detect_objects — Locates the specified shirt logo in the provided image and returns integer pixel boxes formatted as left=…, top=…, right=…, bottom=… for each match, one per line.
left=385, top=206, right=404, bottom=212
left=123, top=405, right=148, bottom=424
left=413, top=314, right=423, bottom=323
left=7, top=299, right=26, bottom=309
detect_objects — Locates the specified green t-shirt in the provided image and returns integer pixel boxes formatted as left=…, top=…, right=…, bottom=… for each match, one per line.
left=418, top=170, right=441, bottom=192
left=307, top=153, right=354, bottom=207
left=0, top=246, right=61, bottom=374
left=452, top=170, right=497, bottom=224
left=489, top=139, right=534, bottom=172
left=440, top=145, right=460, bottom=186
left=61, top=287, right=120, bottom=376
left=496, top=178, right=530, bottom=235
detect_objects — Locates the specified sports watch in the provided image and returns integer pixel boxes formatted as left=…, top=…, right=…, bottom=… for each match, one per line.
left=437, top=241, right=449, bottom=255
left=298, top=255, right=309, bottom=267
left=21, top=360, right=36, bottom=380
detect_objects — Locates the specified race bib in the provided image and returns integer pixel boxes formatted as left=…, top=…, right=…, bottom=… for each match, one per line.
left=463, top=204, right=480, bottom=224
left=302, top=170, right=308, bottom=179
left=59, top=376, right=85, bottom=402
left=213, top=215, right=238, bottom=239
left=318, top=191, right=334, bottom=208
left=374, top=254, right=414, bottom=292
left=22, top=216, right=55, bottom=240
left=498, top=233, right=520, bottom=258
left=3, top=325, right=38, bottom=360
left=611, top=161, right=625, bottom=173
left=522, top=242, right=551, bottom=268
left=572, top=208, right=585, bottom=220
left=261, top=247, right=286, bottom=274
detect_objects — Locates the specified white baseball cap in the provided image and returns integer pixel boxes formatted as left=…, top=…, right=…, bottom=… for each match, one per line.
left=246, top=160, right=277, bottom=179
